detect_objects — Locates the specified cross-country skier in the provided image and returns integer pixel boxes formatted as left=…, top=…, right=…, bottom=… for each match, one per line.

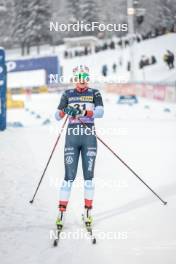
left=55, top=65, right=104, bottom=229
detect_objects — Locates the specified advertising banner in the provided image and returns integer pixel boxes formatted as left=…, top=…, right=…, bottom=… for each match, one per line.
left=6, top=56, right=59, bottom=85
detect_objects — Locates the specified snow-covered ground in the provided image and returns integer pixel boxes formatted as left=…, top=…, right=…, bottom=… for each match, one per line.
left=0, top=92, right=176, bottom=264
left=60, top=34, right=176, bottom=84
left=6, top=33, right=176, bottom=86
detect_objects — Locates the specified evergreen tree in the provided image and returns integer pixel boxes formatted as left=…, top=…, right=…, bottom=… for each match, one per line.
left=81, top=0, right=99, bottom=24
left=67, top=0, right=81, bottom=23
left=157, top=0, right=176, bottom=30
left=0, top=0, right=14, bottom=48
left=80, top=0, right=100, bottom=36
left=13, top=0, right=52, bottom=55
left=13, top=0, right=31, bottom=55
left=28, top=0, right=52, bottom=54
left=1, top=0, right=176, bottom=48
left=136, top=0, right=176, bottom=34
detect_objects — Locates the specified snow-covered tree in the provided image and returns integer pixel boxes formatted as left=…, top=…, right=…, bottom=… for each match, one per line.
left=67, top=0, right=82, bottom=23
left=1, top=0, right=176, bottom=49
left=156, top=0, right=176, bottom=30
left=27, top=0, right=52, bottom=54
left=79, top=0, right=100, bottom=36
left=135, top=0, right=176, bottom=34
left=13, top=0, right=31, bottom=55
left=0, top=0, right=14, bottom=48
left=81, top=0, right=99, bottom=24
left=13, top=0, right=52, bottom=55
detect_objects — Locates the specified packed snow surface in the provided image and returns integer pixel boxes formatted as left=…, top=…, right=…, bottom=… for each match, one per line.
left=0, top=92, right=176, bottom=264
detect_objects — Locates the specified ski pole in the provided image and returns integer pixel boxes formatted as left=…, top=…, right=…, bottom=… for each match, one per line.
left=78, top=118, right=167, bottom=206
left=29, top=116, right=68, bottom=204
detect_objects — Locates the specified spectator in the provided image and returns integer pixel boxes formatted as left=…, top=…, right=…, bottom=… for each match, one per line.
left=151, top=55, right=157, bottom=64
left=163, top=50, right=175, bottom=69
left=125, top=40, right=129, bottom=48
left=139, top=55, right=157, bottom=69
left=102, top=64, right=108, bottom=77
left=119, top=56, right=123, bottom=67
left=103, top=43, right=108, bottom=50
left=84, top=47, right=88, bottom=56
left=109, top=41, right=115, bottom=49
left=139, top=55, right=149, bottom=69
left=75, top=50, right=79, bottom=57
left=112, top=63, right=117, bottom=73
left=118, top=40, right=122, bottom=48
left=127, top=61, right=131, bottom=71
left=64, top=50, right=68, bottom=58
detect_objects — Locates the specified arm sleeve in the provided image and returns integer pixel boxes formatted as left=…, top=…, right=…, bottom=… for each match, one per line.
left=55, top=91, right=68, bottom=121
left=93, top=89, right=104, bottom=118
left=93, top=89, right=104, bottom=107
left=57, top=91, right=68, bottom=110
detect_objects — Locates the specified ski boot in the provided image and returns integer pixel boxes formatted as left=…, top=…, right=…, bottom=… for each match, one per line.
left=53, top=211, right=65, bottom=247
left=56, top=211, right=65, bottom=230
left=83, top=208, right=93, bottom=227
left=82, top=207, right=96, bottom=244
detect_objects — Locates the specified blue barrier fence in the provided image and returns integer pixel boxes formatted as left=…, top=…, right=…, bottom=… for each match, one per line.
left=0, top=48, right=7, bottom=131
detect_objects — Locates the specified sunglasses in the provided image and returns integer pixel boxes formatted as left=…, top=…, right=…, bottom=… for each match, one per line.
left=75, top=72, right=89, bottom=80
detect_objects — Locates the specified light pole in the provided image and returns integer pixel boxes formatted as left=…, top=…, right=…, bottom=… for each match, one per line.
left=127, top=0, right=135, bottom=82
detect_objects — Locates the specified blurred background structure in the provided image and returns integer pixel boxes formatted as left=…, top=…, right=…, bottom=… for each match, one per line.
left=0, top=0, right=176, bottom=49
left=0, top=0, right=176, bottom=128
left=0, top=2, right=176, bottom=263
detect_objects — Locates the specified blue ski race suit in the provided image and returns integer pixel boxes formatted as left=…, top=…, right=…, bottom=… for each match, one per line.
left=55, top=87, right=104, bottom=210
